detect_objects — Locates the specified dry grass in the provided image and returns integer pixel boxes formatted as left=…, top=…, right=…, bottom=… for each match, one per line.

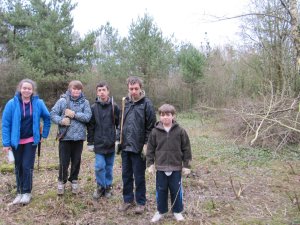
left=1, top=113, right=300, bottom=224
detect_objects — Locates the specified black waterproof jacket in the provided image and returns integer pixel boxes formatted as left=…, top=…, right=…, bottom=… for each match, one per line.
left=87, top=97, right=120, bottom=154
left=119, top=95, right=156, bottom=153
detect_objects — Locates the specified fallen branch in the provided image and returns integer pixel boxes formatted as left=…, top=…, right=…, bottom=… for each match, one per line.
left=250, top=82, right=274, bottom=146
left=229, top=176, right=245, bottom=199
left=287, top=162, right=297, bottom=175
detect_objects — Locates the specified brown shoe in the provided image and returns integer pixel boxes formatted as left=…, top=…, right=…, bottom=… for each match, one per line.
left=134, top=204, right=145, bottom=214
left=119, top=202, right=135, bottom=212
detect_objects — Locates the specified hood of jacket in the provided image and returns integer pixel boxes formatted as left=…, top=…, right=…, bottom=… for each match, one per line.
left=94, top=96, right=112, bottom=106
left=154, top=120, right=179, bottom=131
left=61, top=90, right=86, bottom=104
left=128, top=90, right=146, bottom=103
left=16, top=91, right=38, bottom=102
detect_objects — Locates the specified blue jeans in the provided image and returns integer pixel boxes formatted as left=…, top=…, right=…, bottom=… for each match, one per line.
left=121, top=151, right=146, bottom=205
left=13, top=143, right=37, bottom=194
left=95, top=152, right=115, bottom=188
left=156, top=171, right=183, bottom=214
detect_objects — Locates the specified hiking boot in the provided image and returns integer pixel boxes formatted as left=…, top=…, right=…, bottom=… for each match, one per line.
left=134, top=204, right=145, bottom=214
left=57, top=181, right=65, bottom=195
left=151, top=211, right=164, bottom=223
left=119, top=202, right=135, bottom=212
left=173, top=212, right=184, bottom=221
left=71, top=180, right=79, bottom=194
left=12, top=194, right=23, bottom=204
left=104, top=185, right=112, bottom=198
left=93, top=186, right=105, bottom=200
left=20, top=193, right=32, bottom=205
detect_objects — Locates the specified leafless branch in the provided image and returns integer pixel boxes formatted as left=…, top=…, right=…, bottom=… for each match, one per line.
left=229, top=176, right=246, bottom=199
left=287, top=162, right=297, bottom=175
left=206, top=13, right=289, bottom=23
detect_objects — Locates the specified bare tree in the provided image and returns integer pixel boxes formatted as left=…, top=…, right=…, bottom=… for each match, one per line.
left=240, top=0, right=296, bottom=94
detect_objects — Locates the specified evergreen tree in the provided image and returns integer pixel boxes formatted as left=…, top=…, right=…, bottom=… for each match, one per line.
left=0, top=0, right=98, bottom=75
left=178, top=43, right=206, bottom=106
left=127, top=13, right=175, bottom=94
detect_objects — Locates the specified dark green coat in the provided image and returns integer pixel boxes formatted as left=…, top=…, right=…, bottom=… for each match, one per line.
left=146, top=121, right=192, bottom=171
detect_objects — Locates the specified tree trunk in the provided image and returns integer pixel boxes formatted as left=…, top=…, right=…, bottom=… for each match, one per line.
left=290, top=0, right=300, bottom=74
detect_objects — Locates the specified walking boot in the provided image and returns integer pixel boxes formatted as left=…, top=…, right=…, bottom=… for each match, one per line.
left=119, top=202, right=135, bottom=212
left=93, top=185, right=105, bottom=200
left=57, top=181, right=65, bottom=195
left=71, top=180, right=79, bottom=194
left=104, top=185, right=113, bottom=198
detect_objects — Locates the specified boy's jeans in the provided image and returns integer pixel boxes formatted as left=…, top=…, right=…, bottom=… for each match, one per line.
left=95, top=152, right=115, bottom=188
left=156, top=170, right=183, bottom=214
left=13, top=143, right=37, bottom=194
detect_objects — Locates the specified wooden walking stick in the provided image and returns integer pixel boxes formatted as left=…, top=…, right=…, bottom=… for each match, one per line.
left=117, top=97, right=126, bottom=154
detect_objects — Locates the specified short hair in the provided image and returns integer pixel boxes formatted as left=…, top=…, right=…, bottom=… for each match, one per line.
left=127, top=76, right=143, bottom=88
left=17, top=78, right=37, bottom=94
left=96, top=81, right=110, bottom=90
left=158, top=104, right=176, bottom=115
left=68, top=80, right=83, bottom=90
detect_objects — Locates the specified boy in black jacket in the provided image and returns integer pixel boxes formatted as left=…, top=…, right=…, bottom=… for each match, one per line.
left=146, top=104, right=192, bottom=222
left=87, top=81, right=120, bottom=199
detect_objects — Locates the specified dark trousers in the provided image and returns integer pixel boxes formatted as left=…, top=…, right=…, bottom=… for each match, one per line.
left=156, top=171, right=183, bottom=214
left=121, top=151, right=146, bottom=205
left=58, top=140, right=83, bottom=183
left=13, top=143, right=37, bottom=194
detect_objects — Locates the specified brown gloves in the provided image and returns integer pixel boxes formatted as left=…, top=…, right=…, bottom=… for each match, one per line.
left=65, top=109, right=75, bottom=118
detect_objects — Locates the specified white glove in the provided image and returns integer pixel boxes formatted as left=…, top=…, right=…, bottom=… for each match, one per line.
left=65, top=109, right=75, bottom=118
left=182, top=168, right=191, bottom=176
left=147, top=164, right=155, bottom=175
left=87, top=145, right=94, bottom=152
left=60, top=117, right=71, bottom=126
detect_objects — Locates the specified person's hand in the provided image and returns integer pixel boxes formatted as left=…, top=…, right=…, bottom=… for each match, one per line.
left=182, top=168, right=191, bottom=176
left=87, top=145, right=94, bottom=152
left=65, top=109, right=75, bottom=118
left=147, top=164, right=155, bottom=175
left=141, top=144, right=147, bottom=160
left=3, top=146, right=11, bottom=154
left=61, top=117, right=71, bottom=126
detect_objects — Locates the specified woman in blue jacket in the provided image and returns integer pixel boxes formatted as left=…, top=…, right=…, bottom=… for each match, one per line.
left=2, top=79, right=51, bottom=205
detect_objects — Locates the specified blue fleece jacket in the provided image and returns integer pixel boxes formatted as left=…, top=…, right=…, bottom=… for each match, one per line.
left=2, top=93, right=51, bottom=149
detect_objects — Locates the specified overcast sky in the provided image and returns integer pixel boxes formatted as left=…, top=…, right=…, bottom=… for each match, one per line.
left=72, top=0, right=250, bottom=47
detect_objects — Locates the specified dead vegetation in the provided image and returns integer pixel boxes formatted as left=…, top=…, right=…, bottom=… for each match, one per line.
left=230, top=93, right=300, bottom=151
left=199, top=85, right=300, bottom=152
left=0, top=114, right=300, bottom=224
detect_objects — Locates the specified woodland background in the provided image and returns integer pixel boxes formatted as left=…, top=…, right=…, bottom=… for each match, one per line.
left=1, top=0, right=300, bottom=224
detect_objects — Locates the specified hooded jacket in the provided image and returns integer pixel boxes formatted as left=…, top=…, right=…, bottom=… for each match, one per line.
left=87, top=97, right=120, bottom=154
left=119, top=92, right=156, bottom=153
left=146, top=121, right=192, bottom=171
left=2, top=92, right=51, bottom=149
left=50, top=90, right=91, bottom=141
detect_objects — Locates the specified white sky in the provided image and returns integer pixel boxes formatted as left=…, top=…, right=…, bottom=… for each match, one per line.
left=72, top=0, right=249, bottom=47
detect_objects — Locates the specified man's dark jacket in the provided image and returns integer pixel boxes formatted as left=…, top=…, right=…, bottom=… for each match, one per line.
left=87, top=97, right=120, bottom=154
left=120, top=95, right=156, bottom=153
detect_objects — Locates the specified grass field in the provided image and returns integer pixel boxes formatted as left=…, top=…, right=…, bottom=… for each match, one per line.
left=1, top=113, right=300, bottom=224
